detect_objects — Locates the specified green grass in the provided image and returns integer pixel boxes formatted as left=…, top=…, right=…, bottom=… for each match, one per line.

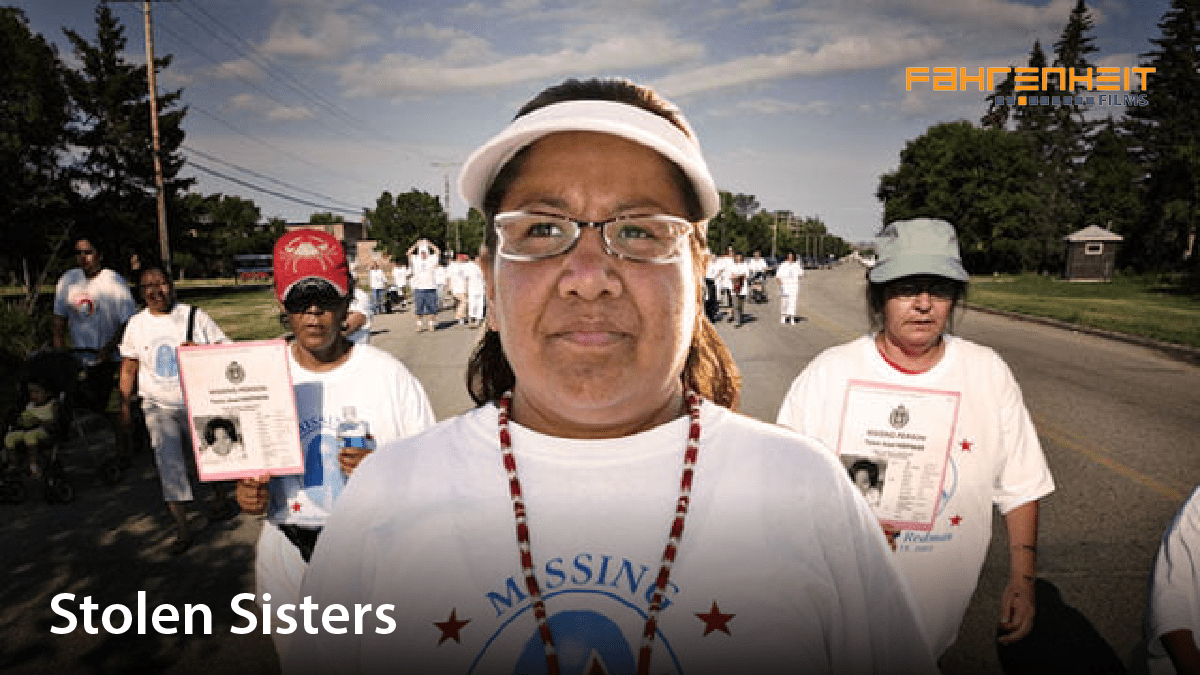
left=176, top=285, right=284, bottom=341
left=969, top=274, right=1200, bottom=349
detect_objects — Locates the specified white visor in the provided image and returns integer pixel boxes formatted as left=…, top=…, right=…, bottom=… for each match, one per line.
left=457, top=99, right=720, bottom=221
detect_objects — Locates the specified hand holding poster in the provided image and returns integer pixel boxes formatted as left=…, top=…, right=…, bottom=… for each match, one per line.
left=836, top=380, right=961, bottom=531
left=178, top=339, right=304, bottom=481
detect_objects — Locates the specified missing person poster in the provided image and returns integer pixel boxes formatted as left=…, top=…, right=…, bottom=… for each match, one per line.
left=178, top=339, right=303, bottom=481
left=836, top=380, right=961, bottom=531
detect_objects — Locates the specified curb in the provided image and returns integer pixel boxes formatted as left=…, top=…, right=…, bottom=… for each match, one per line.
left=965, top=302, right=1200, bottom=367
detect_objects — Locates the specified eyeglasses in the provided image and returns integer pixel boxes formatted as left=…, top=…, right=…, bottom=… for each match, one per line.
left=493, top=210, right=693, bottom=263
left=283, top=280, right=345, bottom=313
left=886, top=277, right=960, bottom=300
left=75, top=248, right=96, bottom=256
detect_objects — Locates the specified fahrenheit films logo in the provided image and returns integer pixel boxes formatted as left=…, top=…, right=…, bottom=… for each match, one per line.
left=906, top=66, right=1154, bottom=107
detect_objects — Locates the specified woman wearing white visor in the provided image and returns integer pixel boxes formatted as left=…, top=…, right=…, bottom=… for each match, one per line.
left=288, top=78, right=937, bottom=675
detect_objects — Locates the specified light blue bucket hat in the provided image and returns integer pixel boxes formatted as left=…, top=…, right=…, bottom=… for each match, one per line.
left=868, top=218, right=969, bottom=284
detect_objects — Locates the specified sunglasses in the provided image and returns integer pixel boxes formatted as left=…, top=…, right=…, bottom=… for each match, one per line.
left=886, top=277, right=960, bottom=300
left=283, top=280, right=346, bottom=313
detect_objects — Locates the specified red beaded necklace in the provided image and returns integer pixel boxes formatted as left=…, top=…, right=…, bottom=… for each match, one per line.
left=496, top=389, right=703, bottom=675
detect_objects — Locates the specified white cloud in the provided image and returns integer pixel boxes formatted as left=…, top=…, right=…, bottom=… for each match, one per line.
left=260, top=7, right=381, bottom=60
left=211, top=58, right=266, bottom=82
left=337, top=31, right=704, bottom=97
left=710, top=98, right=835, bottom=117
left=654, top=33, right=943, bottom=97
left=889, top=0, right=1092, bottom=31
left=226, top=93, right=316, bottom=121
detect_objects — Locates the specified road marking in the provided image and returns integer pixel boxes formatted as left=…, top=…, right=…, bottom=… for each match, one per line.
left=1033, top=413, right=1186, bottom=502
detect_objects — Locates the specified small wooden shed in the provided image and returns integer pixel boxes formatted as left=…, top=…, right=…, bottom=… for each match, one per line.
left=1063, top=225, right=1123, bottom=281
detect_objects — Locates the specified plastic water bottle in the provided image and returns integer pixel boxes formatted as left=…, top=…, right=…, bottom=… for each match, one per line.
left=337, top=406, right=372, bottom=453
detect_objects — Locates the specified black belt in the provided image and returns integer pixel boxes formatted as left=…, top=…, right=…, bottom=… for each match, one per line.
left=278, top=524, right=322, bottom=563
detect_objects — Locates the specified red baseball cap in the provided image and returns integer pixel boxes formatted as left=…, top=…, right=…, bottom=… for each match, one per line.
left=273, top=229, right=351, bottom=302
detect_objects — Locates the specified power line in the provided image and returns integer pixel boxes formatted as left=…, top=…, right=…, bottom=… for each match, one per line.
left=187, top=160, right=362, bottom=217
left=173, top=0, right=399, bottom=146
left=182, top=143, right=362, bottom=209
left=187, top=105, right=376, bottom=191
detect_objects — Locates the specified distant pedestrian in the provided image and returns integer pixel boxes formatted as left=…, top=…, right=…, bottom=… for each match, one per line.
left=776, top=252, right=804, bottom=323
left=367, top=261, right=387, bottom=315
left=407, top=239, right=440, bottom=332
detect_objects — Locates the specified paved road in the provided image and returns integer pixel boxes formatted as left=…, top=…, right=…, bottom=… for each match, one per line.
left=3, top=264, right=1197, bottom=674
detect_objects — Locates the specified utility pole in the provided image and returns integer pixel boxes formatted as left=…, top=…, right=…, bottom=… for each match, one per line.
left=430, top=162, right=461, bottom=253
left=115, top=0, right=171, bottom=273
left=142, top=0, right=170, bottom=273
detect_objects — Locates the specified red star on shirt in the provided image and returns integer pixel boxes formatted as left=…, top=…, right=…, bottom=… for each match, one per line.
left=960, top=439, right=973, bottom=452
left=291, top=502, right=302, bottom=512
left=435, top=608, right=470, bottom=645
left=950, top=515, right=963, bottom=526
left=695, top=601, right=735, bottom=636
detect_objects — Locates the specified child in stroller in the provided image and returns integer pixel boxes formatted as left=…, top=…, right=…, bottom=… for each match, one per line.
left=3, top=372, right=60, bottom=480
left=748, top=271, right=769, bottom=304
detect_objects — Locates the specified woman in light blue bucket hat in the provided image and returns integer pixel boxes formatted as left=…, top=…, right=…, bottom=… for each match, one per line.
left=777, top=218, right=1055, bottom=658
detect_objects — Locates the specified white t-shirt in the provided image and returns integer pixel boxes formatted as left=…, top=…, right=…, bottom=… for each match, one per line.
left=54, top=268, right=137, bottom=363
left=267, top=343, right=436, bottom=528
left=748, top=257, right=768, bottom=275
left=465, top=261, right=486, bottom=297
left=367, top=267, right=387, bottom=291
left=729, top=261, right=750, bottom=296
left=119, top=304, right=228, bottom=409
left=287, top=402, right=937, bottom=675
left=1147, top=485, right=1200, bottom=675
left=712, top=256, right=733, bottom=291
left=346, top=288, right=372, bottom=345
left=447, top=260, right=470, bottom=294
left=776, top=334, right=1055, bottom=655
left=410, top=255, right=438, bottom=290
left=391, top=266, right=409, bottom=289
left=776, top=261, right=804, bottom=288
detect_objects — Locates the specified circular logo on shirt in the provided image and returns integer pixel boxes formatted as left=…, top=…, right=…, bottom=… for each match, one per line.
left=889, top=404, right=910, bottom=429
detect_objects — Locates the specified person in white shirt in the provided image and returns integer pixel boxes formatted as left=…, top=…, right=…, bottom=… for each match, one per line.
left=775, top=252, right=804, bottom=324
left=367, top=260, right=387, bottom=315
left=715, top=246, right=734, bottom=315
left=236, top=229, right=436, bottom=659
left=118, top=260, right=236, bottom=554
left=288, top=77, right=935, bottom=675
left=407, top=239, right=441, bottom=332
left=447, top=253, right=472, bottom=325
left=1146, top=485, right=1200, bottom=675
left=464, top=254, right=487, bottom=328
left=343, top=287, right=372, bottom=345
left=390, top=263, right=409, bottom=311
left=729, top=252, right=749, bottom=327
left=777, top=218, right=1054, bottom=657
left=53, top=233, right=137, bottom=416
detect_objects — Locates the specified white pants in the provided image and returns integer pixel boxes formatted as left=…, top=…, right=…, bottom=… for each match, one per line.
left=780, top=284, right=799, bottom=317
left=142, top=402, right=197, bottom=502
left=468, top=292, right=486, bottom=322
left=255, top=522, right=309, bottom=659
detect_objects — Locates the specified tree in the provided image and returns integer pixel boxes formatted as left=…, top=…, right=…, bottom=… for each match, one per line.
left=364, top=189, right=446, bottom=257
left=309, top=212, right=345, bottom=225
left=877, top=121, right=1044, bottom=273
left=1078, top=118, right=1143, bottom=252
left=1125, top=0, right=1200, bottom=273
left=63, top=4, right=192, bottom=268
left=0, top=8, right=73, bottom=309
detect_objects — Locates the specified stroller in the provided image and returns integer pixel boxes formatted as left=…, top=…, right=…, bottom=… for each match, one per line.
left=1, top=350, right=122, bottom=504
left=748, top=271, right=769, bottom=304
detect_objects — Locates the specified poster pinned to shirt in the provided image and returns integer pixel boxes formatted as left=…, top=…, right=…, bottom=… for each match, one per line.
left=836, top=380, right=960, bottom=531
left=178, top=339, right=303, bottom=481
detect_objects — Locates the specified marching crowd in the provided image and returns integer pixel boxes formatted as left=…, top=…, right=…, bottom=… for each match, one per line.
left=9, top=76, right=1199, bottom=675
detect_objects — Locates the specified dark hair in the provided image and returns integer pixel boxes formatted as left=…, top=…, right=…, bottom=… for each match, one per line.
left=849, top=459, right=880, bottom=487
left=135, top=258, right=170, bottom=286
left=203, top=417, right=239, bottom=444
left=466, top=78, right=741, bottom=410
left=865, top=271, right=968, bottom=332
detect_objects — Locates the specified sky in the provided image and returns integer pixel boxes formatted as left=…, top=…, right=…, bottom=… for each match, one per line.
left=15, top=0, right=1170, bottom=245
